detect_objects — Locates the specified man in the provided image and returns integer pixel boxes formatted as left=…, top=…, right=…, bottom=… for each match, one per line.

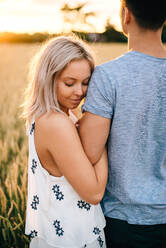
left=79, top=0, right=166, bottom=247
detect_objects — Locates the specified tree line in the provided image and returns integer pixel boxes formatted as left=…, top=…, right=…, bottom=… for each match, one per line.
left=0, top=26, right=127, bottom=43
left=1, top=25, right=166, bottom=43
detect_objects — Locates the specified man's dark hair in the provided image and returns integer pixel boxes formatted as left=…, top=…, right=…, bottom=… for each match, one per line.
left=124, top=0, right=166, bottom=30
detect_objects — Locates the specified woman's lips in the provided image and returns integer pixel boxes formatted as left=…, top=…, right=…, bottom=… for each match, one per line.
left=70, top=99, right=82, bottom=103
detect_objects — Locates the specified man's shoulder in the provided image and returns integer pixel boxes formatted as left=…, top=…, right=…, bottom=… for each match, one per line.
left=93, top=52, right=131, bottom=81
left=97, top=52, right=131, bottom=72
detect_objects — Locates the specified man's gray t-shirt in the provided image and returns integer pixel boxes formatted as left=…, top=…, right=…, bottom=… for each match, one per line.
left=83, top=51, right=166, bottom=225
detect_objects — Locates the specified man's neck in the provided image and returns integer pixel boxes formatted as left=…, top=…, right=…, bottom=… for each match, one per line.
left=128, top=27, right=166, bottom=58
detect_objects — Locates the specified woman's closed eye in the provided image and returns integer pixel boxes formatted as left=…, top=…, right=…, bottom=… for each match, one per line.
left=82, top=81, right=89, bottom=86
left=82, top=77, right=90, bottom=86
left=65, top=82, right=74, bottom=87
left=64, top=80, right=75, bottom=87
left=64, top=80, right=89, bottom=87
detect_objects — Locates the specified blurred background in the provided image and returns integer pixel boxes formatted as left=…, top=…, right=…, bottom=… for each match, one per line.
left=0, top=0, right=166, bottom=43
left=0, top=1, right=165, bottom=247
left=0, top=0, right=126, bottom=42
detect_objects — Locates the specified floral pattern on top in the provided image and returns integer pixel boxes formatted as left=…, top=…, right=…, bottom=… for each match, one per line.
left=97, top=236, right=104, bottom=247
left=29, top=230, right=38, bottom=240
left=77, top=200, right=91, bottom=211
left=31, top=195, right=39, bottom=210
left=31, top=159, right=37, bottom=174
left=93, top=227, right=101, bottom=235
left=52, top=184, right=60, bottom=193
left=53, top=220, right=64, bottom=237
left=52, top=184, right=64, bottom=201
left=30, top=123, right=35, bottom=135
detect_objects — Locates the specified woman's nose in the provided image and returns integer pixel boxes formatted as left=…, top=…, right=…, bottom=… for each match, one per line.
left=75, top=85, right=83, bottom=96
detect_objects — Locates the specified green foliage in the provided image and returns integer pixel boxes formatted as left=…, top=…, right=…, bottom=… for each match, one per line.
left=102, top=23, right=127, bottom=43
left=61, top=2, right=87, bottom=12
left=61, top=2, right=97, bottom=32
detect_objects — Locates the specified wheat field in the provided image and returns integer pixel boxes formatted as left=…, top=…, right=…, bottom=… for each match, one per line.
left=0, top=42, right=127, bottom=248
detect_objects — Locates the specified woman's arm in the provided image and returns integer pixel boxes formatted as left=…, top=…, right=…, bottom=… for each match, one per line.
left=39, top=112, right=108, bottom=205
left=93, top=147, right=108, bottom=202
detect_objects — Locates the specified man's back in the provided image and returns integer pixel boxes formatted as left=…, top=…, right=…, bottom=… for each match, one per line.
left=94, top=51, right=166, bottom=224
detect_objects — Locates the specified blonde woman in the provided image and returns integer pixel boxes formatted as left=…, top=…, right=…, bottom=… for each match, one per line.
left=23, top=36, right=108, bottom=248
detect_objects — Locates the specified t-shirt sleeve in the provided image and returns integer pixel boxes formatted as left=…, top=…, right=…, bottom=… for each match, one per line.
left=82, top=65, right=115, bottom=119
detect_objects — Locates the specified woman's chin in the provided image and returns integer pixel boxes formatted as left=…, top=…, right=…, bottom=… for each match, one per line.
left=69, top=103, right=81, bottom=109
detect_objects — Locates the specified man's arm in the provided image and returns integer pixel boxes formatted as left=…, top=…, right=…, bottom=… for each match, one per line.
left=79, top=112, right=111, bottom=164
left=79, top=66, right=114, bottom=164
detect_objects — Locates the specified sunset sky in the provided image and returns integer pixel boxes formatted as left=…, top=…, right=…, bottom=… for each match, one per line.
left=0, top=0, right=121, bottom=33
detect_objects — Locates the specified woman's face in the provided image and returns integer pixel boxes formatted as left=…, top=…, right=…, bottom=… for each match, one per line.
left=56, top=59, right=91, bottom=114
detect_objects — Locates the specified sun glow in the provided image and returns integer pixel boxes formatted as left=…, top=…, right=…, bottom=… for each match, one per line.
left=1, top=15, right=64, bottom=34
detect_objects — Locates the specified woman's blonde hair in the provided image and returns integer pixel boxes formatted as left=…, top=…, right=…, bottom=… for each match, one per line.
left=22, top=35, right=95, bottom=127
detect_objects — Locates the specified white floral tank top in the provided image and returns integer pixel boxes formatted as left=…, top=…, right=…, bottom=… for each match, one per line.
left=25, top=112, right=106, bottom=248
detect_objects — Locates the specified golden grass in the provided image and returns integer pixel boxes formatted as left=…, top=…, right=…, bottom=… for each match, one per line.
left=0, top=42, right=127, bottom=247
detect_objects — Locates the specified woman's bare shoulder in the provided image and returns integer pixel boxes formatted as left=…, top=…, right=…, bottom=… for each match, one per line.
left=36, top=111, right=79, bottom=156
left=36, top=111, right=74, bottom=134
